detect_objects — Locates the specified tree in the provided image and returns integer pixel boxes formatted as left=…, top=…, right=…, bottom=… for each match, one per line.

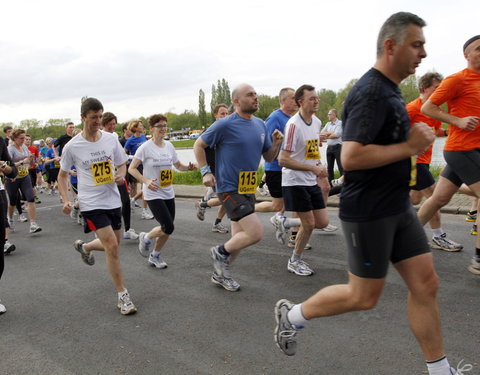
left=256, top=94, right=279, bottom=120
left=400, top=74, right=419, bottom=104
left=20, top=119, right=42, bottom=129
left=334, top=79, right=358, bottom=118
left=210, top=78, right=232, bottom=121
left=317, top=89, right=337, bottom=123
left=198, top=89, right=207, bottom=128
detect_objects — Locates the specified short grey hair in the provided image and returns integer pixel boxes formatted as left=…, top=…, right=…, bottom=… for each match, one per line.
left=376, top=12, right=426, bottom=58
left=278, top=87, right=294, bottom=104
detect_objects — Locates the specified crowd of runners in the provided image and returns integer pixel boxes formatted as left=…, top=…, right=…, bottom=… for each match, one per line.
left=0, top=10, right=478, bottom=375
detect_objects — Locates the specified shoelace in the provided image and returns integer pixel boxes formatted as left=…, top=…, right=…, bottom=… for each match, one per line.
left=455, top=360, right=473, bottom=375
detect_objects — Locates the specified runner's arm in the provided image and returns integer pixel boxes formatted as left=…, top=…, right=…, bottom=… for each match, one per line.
left=57, top=169, right=72, bottom=214
left=422, top=100, right=479, bottom=130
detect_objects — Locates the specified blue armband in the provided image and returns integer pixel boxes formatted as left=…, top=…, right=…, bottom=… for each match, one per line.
left=200, top=165, right=212, bottom=176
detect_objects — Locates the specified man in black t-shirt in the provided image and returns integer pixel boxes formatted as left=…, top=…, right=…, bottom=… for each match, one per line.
left=53, top=122, right=75, bottom=157
left=274, top=12, right=458, bottom=375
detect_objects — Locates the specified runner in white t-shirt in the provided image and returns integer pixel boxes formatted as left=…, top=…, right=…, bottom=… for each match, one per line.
left=278, top=85, right=330, bottom=276
left=57, top=98, right=136, bottom=316
left=129, top=114, right=197, bottom=268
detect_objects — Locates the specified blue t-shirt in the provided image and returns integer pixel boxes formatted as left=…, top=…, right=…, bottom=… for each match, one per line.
left=201, top=113, right=272, bottom=193
left=46, top=148, right=57, bottom=169
left=339, top=68, right=412, bottom=222
left=124, top=134, right=147, bottom=156
left=264, top=109, right=291, bottom=172
left=70, top=165, right=78, bottom=184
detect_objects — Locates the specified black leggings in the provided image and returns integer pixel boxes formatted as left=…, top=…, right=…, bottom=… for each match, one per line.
left=146, top=198, right=175, bottom=235
left=0, top=191, right=7, bottom=281
left=5, top=176, right=35, bottom=204
left=326, top=144, right=343, bottom=182
left=118, top=182, right=131, bottom=231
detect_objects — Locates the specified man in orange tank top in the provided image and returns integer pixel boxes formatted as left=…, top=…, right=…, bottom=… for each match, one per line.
left=407, top=72, right=462, bottom=252
left=418, top=35, right=480, bottom=275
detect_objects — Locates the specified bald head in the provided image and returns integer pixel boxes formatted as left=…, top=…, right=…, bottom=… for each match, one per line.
left=232, top=83, right=258, bottom=117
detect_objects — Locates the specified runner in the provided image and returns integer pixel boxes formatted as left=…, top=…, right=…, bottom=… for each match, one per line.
left=274, top=12, right=462, bottom=375
left=194, top=103, right=230, bottom=234
left=6, top=129, right=42, bottom=234
left=418, top=34, right=480, bottom=275
left=129, top=114, right=196, bottom=268
left=25, top=134, right=41, bottom=204
left=0, top=138, right=17, bottom=314
left=101, top=112, right=138, bottom=240
left=406, top=72, right=462, bottom=251
left=194, top=83, right=283, bottom=291
left=57, top=97, right=136, bottom=315
left=44, top=138, right=60, bottom=195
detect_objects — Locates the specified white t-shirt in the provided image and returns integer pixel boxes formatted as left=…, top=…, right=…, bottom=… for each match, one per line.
left=134, top=140, right=179, bottom=200
left=282, top=113, right=322, bottom=187
left=60, top=132, right=128, bottom=211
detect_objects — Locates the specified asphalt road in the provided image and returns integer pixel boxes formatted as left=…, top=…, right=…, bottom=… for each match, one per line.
left=1, top=193, right=479, bottom=375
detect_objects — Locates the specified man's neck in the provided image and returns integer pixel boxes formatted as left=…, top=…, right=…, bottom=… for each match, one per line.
left=82, top=129, right=101, bottom=142
left=373, top=62, right=402, bottom=85
left=299, top=109, right=313, bottom=124
left=280, top=106, right=294, bottom=117
left=236, top=110, right=253, bottom=120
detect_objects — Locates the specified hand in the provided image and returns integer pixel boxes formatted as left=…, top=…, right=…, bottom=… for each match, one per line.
left=272, top=129, right=284, bottom=146
left=407, top=122, right=436, bottom=155
left=62, top=201, right=72, bottom=215
left=188, top=162, right=197, bottom=171
left=203, top=173, right=216, bottom=187
left=146, top=178, right=159, bottom=191
left=312, top=164, right=327, bottom=177
left=455, top=116, right=479, bottom=131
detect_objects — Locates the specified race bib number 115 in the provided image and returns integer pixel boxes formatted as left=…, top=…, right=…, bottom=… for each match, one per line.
left=238, top=171, right=257, bottom=194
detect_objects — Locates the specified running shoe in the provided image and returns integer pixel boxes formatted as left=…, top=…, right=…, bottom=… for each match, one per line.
left=29, top=223, right=42, bottom=233
left=287, top=239, right=312, bottom=250
left=274, top=299, right=298, bottom=356
left=211, top=245, right=229, bottom=277
left=117, top=291, right=137, bottom=315
left=466, top=211, right=477, bottom=222
left=212, top=223, right=229, bottom=233
left=0, top=300, right=6, bottom=315
left=468, top=257, right=480, bottom=275
left=431, top=233, right=463, bottom=252
left=141, top=209, right=154, bottom=220
left=331, top=178, right=343, bottom=187
left=70, top=206, right=79, bottom=220
left=211, top=271, right=240, bottom=292
left=148, top=253, right=167, bottom=269
left=195, top=200, right=206, bottom=221
left=138, top=232, right=152, bottom=257
left=34, top=196, right=41, bottom=204
left=18, top=214, right=28, bottom=223
left=449, top=360, right=473, bottom=374
left=4, top=241, right=15, bottom=254
left=257, top=185, right=269, bottom=196
left=471, top=224, right=477, bottom=236
left=320, top=224, right=338, bottom=232
left=73, top=240, right=95, bottom=266
left=287, top=258, right=314, bottom=276
left=270, top=214, right=288, bottom=245
left=7, top=217, right=14, bottom=232
left=123, top=228, right=139, bottom=240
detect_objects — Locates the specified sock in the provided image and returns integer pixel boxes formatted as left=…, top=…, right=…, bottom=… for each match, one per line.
left=30, top=221, right=37, bottom=226
left=144, top=233, right=152, bottom=243
left=214, top=218, right=221, bottom=225
left=200, top=201, right=209, bottom=209
left=284, top=218, right=301, bottom=228
left=151, top=251, right=161, bottom=257
left=218, top=244, right=229, bottom=257
left=291, top=252, right=301, bottom=262
left=118, top=289, right=128, bottom=298
left=287, top=304, right=308, bottom=329
left=432, top=228, right=445, bottom=237
left=426, top=356, right=451, bottom=375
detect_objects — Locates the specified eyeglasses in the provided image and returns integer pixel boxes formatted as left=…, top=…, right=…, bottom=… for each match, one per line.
left=151, top=125, right=167, bottom=129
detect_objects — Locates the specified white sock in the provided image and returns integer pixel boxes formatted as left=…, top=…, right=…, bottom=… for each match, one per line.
left=144, top=233, right=151, bottom=243
left=118, top=289, right=128, bottom=298
left=432, top=228, right=445, bottom=237
left=426, top=356, right=451, bottom=375
left=284, top=218, right=301, bottom=228
left=152, top=251, right=161, bottom=257
left=287, top=303, right=308, bottom=329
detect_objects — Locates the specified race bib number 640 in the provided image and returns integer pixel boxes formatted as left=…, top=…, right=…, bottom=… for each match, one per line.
left=91, top=160, right=113, bottom=185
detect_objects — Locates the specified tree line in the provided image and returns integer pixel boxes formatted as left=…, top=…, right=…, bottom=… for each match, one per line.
left=1, top=76, right=421, bottom=140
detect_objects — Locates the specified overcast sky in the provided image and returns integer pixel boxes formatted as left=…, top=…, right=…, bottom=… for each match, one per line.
left=0, top=0, right=478, bottom=124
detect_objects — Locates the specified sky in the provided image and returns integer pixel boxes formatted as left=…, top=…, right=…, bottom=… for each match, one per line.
left=0, top=0, right=478, bottom=125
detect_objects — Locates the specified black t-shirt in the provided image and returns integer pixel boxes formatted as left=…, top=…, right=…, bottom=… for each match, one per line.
left=339, top=68, right=412, bottom=222
left=201, top=128, right=216, bottom=176
left=119, top=136, right=127, bottom=147
left=53, top=134, right=72, bottom=156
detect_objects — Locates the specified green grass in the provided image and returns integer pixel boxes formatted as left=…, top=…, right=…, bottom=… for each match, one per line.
left=170, top=139, right=195, bottom=148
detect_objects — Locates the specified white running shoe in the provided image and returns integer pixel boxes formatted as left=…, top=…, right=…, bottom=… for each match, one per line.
left=0, top=300, right=6, bottom=315
left=287, top=258, right=314, bottom=276
left=212, top=223, right=229, bottom=233
left=18, top=213, right=28, bottom=222
left=73, top=240, right=95, bottom=266
left=320, top=224, right=338, bottom=232
left=29, top=223, right=42, bottom=233
left=123, top=228, right=139, bottom=240
left=431, top=233, right=463, bottom=252
left=138, top=232, right=152, bottom=257
left=148, top=253, right=168, bottom=269
left=4, top=241, right=16, bottom=254
left=468, top=257, right=480, bottom=275
left=270, top=214, right=288, bottom=245
left=117, top=291, right=137, bottom=315
left=141, top=209, right=154, bottom=220
left=211, top=271, right=240, bottom=292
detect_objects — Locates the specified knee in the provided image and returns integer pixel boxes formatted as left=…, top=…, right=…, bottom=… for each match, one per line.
left=411, top=272, right=440, bottom=298
left=316, top=218, right=329, bottom=229
left=351, top=291, right=381, bottom=311
left=301, top=220, right=316, bottom=233
left=250, top=225, right=264, bottom=244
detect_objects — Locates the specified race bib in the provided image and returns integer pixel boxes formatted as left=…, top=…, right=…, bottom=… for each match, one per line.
left=305, top=139, right=320, bottom=160
left=238, top=171, right=257, bottom=194
left=159, top=168, right=173, bottom=188
left=91, top=160, right=113, bottom=185
left=17, top=165, right=29, bottom=178
left=409, top=156, right=417, bottom=187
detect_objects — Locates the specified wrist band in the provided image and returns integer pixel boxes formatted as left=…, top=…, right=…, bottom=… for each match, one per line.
left=200, top=165, right=212, bottom=176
